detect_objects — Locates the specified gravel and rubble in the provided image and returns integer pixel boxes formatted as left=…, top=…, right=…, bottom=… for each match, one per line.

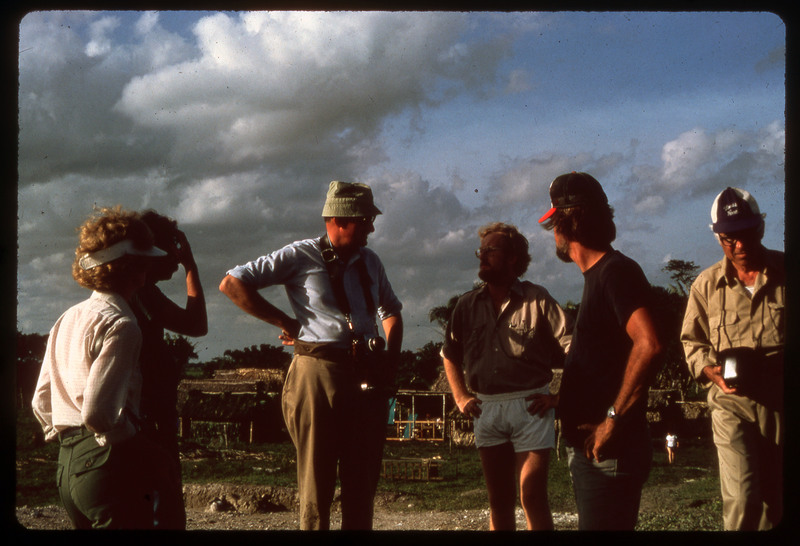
left=14, top=485, right=579, bottom=531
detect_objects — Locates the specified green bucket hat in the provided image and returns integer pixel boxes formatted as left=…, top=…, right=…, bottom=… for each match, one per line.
left=321, top=180, right=382, bottom=218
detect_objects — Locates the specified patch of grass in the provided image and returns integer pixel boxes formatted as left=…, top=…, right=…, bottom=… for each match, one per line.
left=181, top=442, right=297, bottom=488
left=376, top=441, right=580, bottom=514
left=378, top=442, right=486, bottom=511
left=15, top=410, right=61, bottom=507
left=547, top=445, right=578, bottom=515
left=637, top=438, right=722, bottom=530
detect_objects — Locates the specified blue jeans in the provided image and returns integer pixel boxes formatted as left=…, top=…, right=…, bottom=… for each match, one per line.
left=566, top=432, right=652, bottom=530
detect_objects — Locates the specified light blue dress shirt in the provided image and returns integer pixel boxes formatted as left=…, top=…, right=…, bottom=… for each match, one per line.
left=226, top=237, right=402, bottom=349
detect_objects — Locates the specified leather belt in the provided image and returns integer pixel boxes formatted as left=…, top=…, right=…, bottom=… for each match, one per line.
left=294, top=341, right=352, bottom=362
left=57, top=426, right=86, bottom=442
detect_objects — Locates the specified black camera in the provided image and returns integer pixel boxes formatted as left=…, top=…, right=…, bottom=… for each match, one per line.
left=352, top=336, right=386, bottom=391
left=718, top=347, right=757, bottom=390
left=352, top=336, right=385, bottom=354
left=367, top=336, right=386, bottom=352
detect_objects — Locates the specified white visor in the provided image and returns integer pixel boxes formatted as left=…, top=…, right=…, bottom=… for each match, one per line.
left=78, top=239, right=167, bottom=270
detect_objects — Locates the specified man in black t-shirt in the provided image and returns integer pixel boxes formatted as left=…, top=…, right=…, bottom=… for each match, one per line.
left=536, top=172, right=662, bottom=530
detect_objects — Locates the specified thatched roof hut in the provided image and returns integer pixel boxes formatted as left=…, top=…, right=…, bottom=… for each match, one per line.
left=177, top=368, right=287, bottom=443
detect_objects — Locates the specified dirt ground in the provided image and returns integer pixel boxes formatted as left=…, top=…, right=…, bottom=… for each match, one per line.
left=14, top=484, right=579, bottom=531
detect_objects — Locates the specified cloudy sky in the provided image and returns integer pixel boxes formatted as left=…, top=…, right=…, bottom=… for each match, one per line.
left=17, top=11, right=786, bottom=361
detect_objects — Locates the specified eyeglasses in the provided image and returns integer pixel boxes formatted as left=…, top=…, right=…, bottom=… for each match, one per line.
left=475, top=246, right=503, bottom=258
left=719, top=229, right=760, bottom=247
left=354, top=216, right=376, bottom=225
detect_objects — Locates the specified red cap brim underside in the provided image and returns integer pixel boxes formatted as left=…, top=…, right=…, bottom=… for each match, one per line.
left=538, top=207, right=556, bottom=224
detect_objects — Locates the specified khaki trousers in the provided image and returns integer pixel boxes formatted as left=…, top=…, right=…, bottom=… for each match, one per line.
left=708, top=385, right=783, bottom=530
left=281, top=353, right=389, bottom=530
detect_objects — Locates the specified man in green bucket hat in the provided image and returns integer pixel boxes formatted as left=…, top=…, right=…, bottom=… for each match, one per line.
left=220, top=181, right=403, bottom=530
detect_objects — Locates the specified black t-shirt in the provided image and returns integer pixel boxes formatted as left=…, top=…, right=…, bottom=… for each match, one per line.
left=133, top=285, right=181, bottom=437
left=558, top=250, right=653, bottom=447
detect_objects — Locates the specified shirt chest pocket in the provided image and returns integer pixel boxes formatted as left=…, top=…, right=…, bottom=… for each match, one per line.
left=506, top=322, right=536, bottom=357
left=762, top=301, right=785, bottom=347
left=709, top=312, right=747, bottom=349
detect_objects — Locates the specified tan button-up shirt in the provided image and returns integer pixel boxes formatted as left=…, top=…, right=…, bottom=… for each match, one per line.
left=681, top=249, right=785, bottom=383
left=32, top=291, right=143, bottom=445
left=442, top=280, right=572, bottom=394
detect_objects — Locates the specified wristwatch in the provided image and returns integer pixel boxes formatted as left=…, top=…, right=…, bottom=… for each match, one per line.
left=606, top=406, right=618, bottom=420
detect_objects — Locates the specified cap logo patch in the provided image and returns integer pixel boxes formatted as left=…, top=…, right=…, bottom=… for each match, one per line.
left=723, top=202, right=739, bottom=216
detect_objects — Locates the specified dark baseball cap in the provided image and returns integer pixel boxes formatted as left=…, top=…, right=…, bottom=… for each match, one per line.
left=538, top=172, right=608, bottom=223
left=710, top=187, right=764, bottom=233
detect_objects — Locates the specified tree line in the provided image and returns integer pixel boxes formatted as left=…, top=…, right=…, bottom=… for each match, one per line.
left=15, top=259, right=701, bottom=408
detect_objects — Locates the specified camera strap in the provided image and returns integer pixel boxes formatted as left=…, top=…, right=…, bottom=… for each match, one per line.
left=319, top=235, right=377, bottom=331
left=718, top=285, right=729, bottom=354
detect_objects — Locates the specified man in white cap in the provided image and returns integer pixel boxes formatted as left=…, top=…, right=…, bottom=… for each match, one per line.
left=32, top=206, right=168, bottom=529
left=681, top=187, right=784, bottom=530
left=220, top=181, right=403, bottom=530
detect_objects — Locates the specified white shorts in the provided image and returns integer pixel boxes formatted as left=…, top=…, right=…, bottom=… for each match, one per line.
left=473, top=385, right=555, bottom=452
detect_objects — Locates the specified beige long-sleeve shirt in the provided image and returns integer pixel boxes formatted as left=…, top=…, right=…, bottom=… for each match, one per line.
left=442, top=279, right=572, bottom=395
left=32, top=291, right=143, bottom=445
left=681, top=249, right=785, bottom=384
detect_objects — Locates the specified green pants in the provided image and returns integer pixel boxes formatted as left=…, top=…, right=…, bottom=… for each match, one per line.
left=281, top=354, right=389, bottom=530
left=708, top=385, right=783, bottom=530
left=57, top=428, right=161, bottom=529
